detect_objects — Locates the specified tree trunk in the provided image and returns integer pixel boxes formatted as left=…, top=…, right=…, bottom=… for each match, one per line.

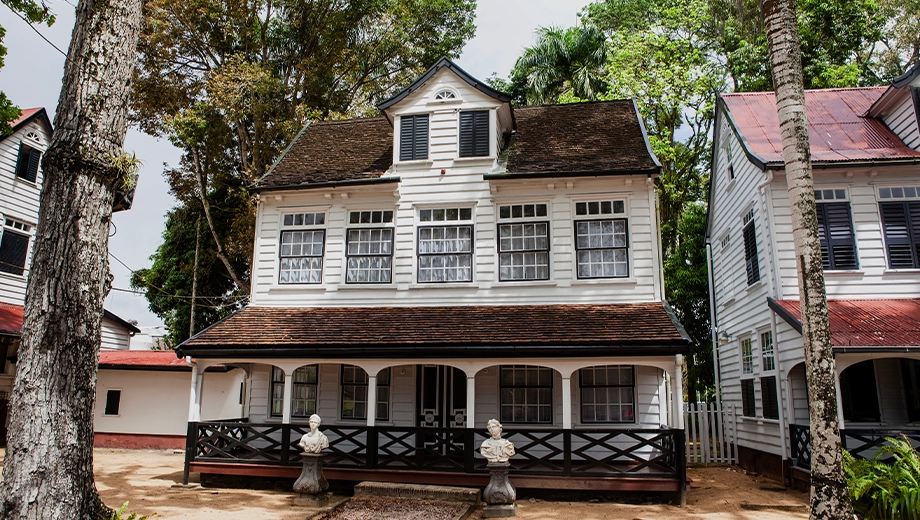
left=760, top=0, right=854, bottom=518
left=0, top=0, right=142, bottom=517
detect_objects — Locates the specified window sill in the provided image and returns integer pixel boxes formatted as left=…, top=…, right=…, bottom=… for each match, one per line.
left=725, top=178, right=736, bottom=193
left=452, top=156, right=494, bottom=164
left=571, top=277, right=638, bottom=286
left=335, top=284, right=398, bottom=291
left=721, top=296, right=736, bottom=308
left=739, top=416, right=780, bottom=425
left=494, top=279, right=557, bottom=288
left=0, top=271, right=25, bottom=279
left=884, top=268, right=920, bottom=274
left=823, top=270, right=864, bottom=276
left=745, top=280, right=763, bottom=292
left=408, top=282, right=476, bottom=290
left=268, top=284, right=327, bottom=292
left=395, top=159, right=433, bottom=167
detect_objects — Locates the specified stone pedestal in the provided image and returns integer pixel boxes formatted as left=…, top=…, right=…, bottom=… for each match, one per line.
left=482, top=461, right=516, bottom=518
left=293, top=452, right=328, bottom=506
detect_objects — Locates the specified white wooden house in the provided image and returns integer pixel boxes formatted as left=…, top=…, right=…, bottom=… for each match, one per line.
left=176, top=58, right=691, bottom=493
left=0, top=108, right=142, bottom=443
left=707, top=63, right=920, bottom=485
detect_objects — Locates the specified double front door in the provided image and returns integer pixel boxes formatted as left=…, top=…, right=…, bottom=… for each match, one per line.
left=417, top=365, right=467, bottom=428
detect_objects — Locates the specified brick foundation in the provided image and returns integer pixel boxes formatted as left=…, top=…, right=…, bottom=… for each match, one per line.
left=94, top=432, right=186, bottom=450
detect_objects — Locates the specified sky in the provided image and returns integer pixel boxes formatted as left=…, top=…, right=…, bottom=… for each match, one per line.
left=0, top=0, right=591, bottom=328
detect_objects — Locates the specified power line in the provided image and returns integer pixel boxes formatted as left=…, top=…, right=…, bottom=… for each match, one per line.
left=4, top=4, right=70, bottom=60
left=108, top=252, right=249, bottom=305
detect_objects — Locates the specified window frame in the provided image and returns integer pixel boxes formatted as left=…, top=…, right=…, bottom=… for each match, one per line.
left=103, top=389, right=121, bottom=416
left=760, top=376, right=779, bottom=420
left=340, top=365, right=391, bottom=421
left=741, top=379, right=756, bottom=418
left=416, top=207, right=474, bottom=283
left=499, top=365, right=554, bottom=424
left=742, top=208, right=760, bottom=285
left=278, top=211, right=326, bottom=285
left=816, top=199, right=858, bottom=271
left=0, top=218, right=32, bottom=276
left=345, top=210, right=395, bottom=284
left=579, top=365, right=636, bottom=424
left=496, top=202, right=550, bottom=282
left=270, top=365, right=318, bottom=419
left=399, top=114, right=430, bottom=162
left=458, top=110, right=490, bottom=158
left=879, top=200, right=920, bottom=269
left=760, top=330, right=775, bottom=372
left=741, top=337, right=754, bottom=375
left=573, top=199, right=630, bottom=280
left=14, top=142, right=41, bottom=183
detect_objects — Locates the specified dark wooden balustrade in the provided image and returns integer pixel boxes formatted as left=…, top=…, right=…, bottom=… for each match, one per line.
left=789, top=423, right=920, bottom=471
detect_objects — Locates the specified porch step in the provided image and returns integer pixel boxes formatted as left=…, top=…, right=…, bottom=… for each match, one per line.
left=354, top=481, right=480, bottom=502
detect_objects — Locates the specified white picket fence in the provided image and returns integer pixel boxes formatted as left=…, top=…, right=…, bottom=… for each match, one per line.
left=684, top=402, right=736, bottom=464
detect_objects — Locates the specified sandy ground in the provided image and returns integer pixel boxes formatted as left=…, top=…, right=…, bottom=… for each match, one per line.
left=5, top=448, right=812, bottom=519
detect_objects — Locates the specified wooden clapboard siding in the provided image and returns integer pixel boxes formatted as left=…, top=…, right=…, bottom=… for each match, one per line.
left=0, top=120, right=49, bottom=306
left=100, top=316, right=132, bottom=350
left=878, top=88, right=920, bottom=150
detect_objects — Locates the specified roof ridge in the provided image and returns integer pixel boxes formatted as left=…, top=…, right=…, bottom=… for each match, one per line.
left=723, top=86, right=888, bottom=97
left=514, top=99, right=634, bottom=111
left=310, top=116, right=388, bottom=126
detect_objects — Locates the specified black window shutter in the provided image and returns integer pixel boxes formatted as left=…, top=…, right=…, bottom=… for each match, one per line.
left=459, top=110, right=489, bottom=157
left=760, top=376, right=779, bottom=419
left=399, top=115, right=428, bottom=161
left=818, top=202, right=857, bottom=270
left=15, top=144, right=40, bottom=182
left=741, top=379, right=756, bottom=417
left=25, top=148, right=40, bottom=183
left=880, top=202, right=919, bottom=268
left=743, top=220, right=760, bottom=285
left=0, top=229, right=30, bottom=275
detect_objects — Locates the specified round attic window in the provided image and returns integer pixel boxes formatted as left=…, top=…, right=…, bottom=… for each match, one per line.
left=433, top=89, right=458, bottom=101
left=25, top=131, right=41, bottom=143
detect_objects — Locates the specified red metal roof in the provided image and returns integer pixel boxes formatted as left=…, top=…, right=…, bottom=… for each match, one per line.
left=12, top=108, right=42, bottom=128
left=721, top=88, right=920, bottom=165
left=774, top=298, right=920, bottom=347
left=99, top=350, right=190, bottom=369
left=0, top=303, right=24, bottom=335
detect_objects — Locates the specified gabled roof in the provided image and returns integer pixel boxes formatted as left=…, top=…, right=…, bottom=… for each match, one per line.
left=769, top=297, right=920, bottom=350
left=176, top=302, right=690, bottom=358
left=103, top=310, right=141, bottom=334
left=377, top=57, right=512, bottom=112
left=254, top=101, right=661, bottom=190
left=98, top=350, right=231, bottom=371
left=0, top=107, right=52, bottom=144
left=892, top=61, right=920, bottom=89
left=720, top=88, right=920, bottom=168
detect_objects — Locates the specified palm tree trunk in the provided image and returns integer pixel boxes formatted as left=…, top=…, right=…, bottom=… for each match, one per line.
left=0, top=0, right=142, bottom=517
left=760, top=0, right=854, bottom=517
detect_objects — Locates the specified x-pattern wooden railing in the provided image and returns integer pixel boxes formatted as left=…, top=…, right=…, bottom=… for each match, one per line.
left=789, top=424, right=920, bottom=471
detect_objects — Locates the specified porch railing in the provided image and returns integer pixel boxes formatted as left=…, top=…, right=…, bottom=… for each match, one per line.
left=789, top=424, right=920, bottom=470
left=184, top=420, right=686, bottom=484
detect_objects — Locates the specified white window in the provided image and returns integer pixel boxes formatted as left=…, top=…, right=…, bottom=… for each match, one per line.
left=741, top=337, right=754, bottom=375
left=575, top=200, right=628, bottom=278
left=580, top=365, right=635, bottom=423
left=271, top=366, right=317, bottom=418
left=341, top=365, right=391, bottom=421
left=761, top=331, right=775, bottom=371
left=500, top=365, right=553, bottom=424
left=279, top=212, right=325, bottom=284
left=417, top=208, right=473, bottom=282
left=878, top=186, right=920, bottom=200
left=498, top=203, right=549, bottom=281
left=346, top=210, right=394, bottom=283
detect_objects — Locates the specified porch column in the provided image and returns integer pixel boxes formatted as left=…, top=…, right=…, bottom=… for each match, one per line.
left=834, top=369, right=845, bottom=430
left=562, top=377, right=572, bottom=429
left=187, top=362, right=203, bottom=422
left=466, top=375, right=476, bottom=429
left=282, top=372, right=293, bottom=424
left=367, top=375, right=377, bottom=427
left=672, top=354, right=684, bottom=429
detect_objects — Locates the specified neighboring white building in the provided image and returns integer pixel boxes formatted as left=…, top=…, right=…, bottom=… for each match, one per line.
left=707, top=63, right=920, bottom=485
left=175, top=58, right=691, bottom=493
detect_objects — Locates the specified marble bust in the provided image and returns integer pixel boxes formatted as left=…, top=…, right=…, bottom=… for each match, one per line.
left=479, top=419, right=515, bottom=463
left=299, top=414, right=329, bottom=453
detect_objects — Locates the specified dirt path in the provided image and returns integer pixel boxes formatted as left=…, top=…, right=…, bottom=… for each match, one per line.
left=82, top=449, right=812, bottom=519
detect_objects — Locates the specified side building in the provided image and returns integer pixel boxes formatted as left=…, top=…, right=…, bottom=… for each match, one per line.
left=175, top=58, right=691, bottom=493
left=707, top=63, right=920, bottom=485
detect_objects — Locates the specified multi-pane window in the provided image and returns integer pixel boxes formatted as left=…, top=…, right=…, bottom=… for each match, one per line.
left=741, top=337, right=753, bottom=374
left=500, top=365, right=553, bottom=424
left=498, top=203, right=549, bottom=281
left=760, top=376, right=779, bottom=420
left=815, top=190, right=857, bottom=270
left=417, top=208, right=473, bottom=282
left=575, top=200, right=628, bottom=279
left=580, top=365, right=635, bottom=423
left=742, top=208, right=760, bottom=285
left=271, top=365, right=318, bottom=418
left=341, top=365, right=391, bottom=421
left=878, top=188, right=920, bottom=269
left=761, top=331, right=775, bottom=371
left=270, top=365, right=318, bottom=418
left=459, top=110, right=489, bottom=157
left=346, top=210, right=394, bottom=283
left=0, top=219, right=31, bottom=276
left=279, top=212, right=325, bottom=284
left=15, top=143, right=41, bottom=183
left=400, top=114, right=429, bottom=161
left=741, top=379, right=756, bottom=417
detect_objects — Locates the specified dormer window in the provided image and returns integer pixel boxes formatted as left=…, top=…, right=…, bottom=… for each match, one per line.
left=459, top=110, right=489, bottom=157
left=399, top=114, right=429, bottom=161
left=434, top=89, right=457, bottom=100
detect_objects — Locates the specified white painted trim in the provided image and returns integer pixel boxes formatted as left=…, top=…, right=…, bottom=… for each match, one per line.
left=561, top=377, right=572, bottom=429
left=366, top=375, right=377, bottom=427
left=282, top=372, right=293, bottom=424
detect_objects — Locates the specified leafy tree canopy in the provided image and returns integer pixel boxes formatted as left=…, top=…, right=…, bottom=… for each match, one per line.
left=0, top=0, right=55, bottom=134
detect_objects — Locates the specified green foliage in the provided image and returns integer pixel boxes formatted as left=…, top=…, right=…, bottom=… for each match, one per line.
left=844, top=437, right=920, bottom=520
left=106, top=151, right=143, bottom=191
left=0, top=0, right=54, bottom=134
left=110, top=502, right=153, bottom=520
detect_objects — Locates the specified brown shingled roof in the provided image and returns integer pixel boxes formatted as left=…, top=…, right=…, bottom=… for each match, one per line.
left=502, top=101, right=659, bottom=175
left=177, top=303, right=689, bottom=358
left=255, top=118, right=394, bottom=189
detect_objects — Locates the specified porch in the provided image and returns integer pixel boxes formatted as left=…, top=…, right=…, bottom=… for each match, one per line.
left=184, top=420, right=686, bottom=492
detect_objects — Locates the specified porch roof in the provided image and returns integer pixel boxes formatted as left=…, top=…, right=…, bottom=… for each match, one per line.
left=769, top=297, right=920, bottom=349
left=176, top=302, right=690, bottom=358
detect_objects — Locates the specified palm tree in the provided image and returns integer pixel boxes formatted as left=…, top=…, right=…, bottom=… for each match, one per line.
left=760, top=0, right=854, bottom=517
left=514, top=25, right=607, bottom=105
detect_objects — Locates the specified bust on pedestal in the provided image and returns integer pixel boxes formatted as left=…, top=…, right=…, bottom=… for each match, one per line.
left=293, top=414, right=330, bottom=506
left=480, top=419, right=517, bottom=518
